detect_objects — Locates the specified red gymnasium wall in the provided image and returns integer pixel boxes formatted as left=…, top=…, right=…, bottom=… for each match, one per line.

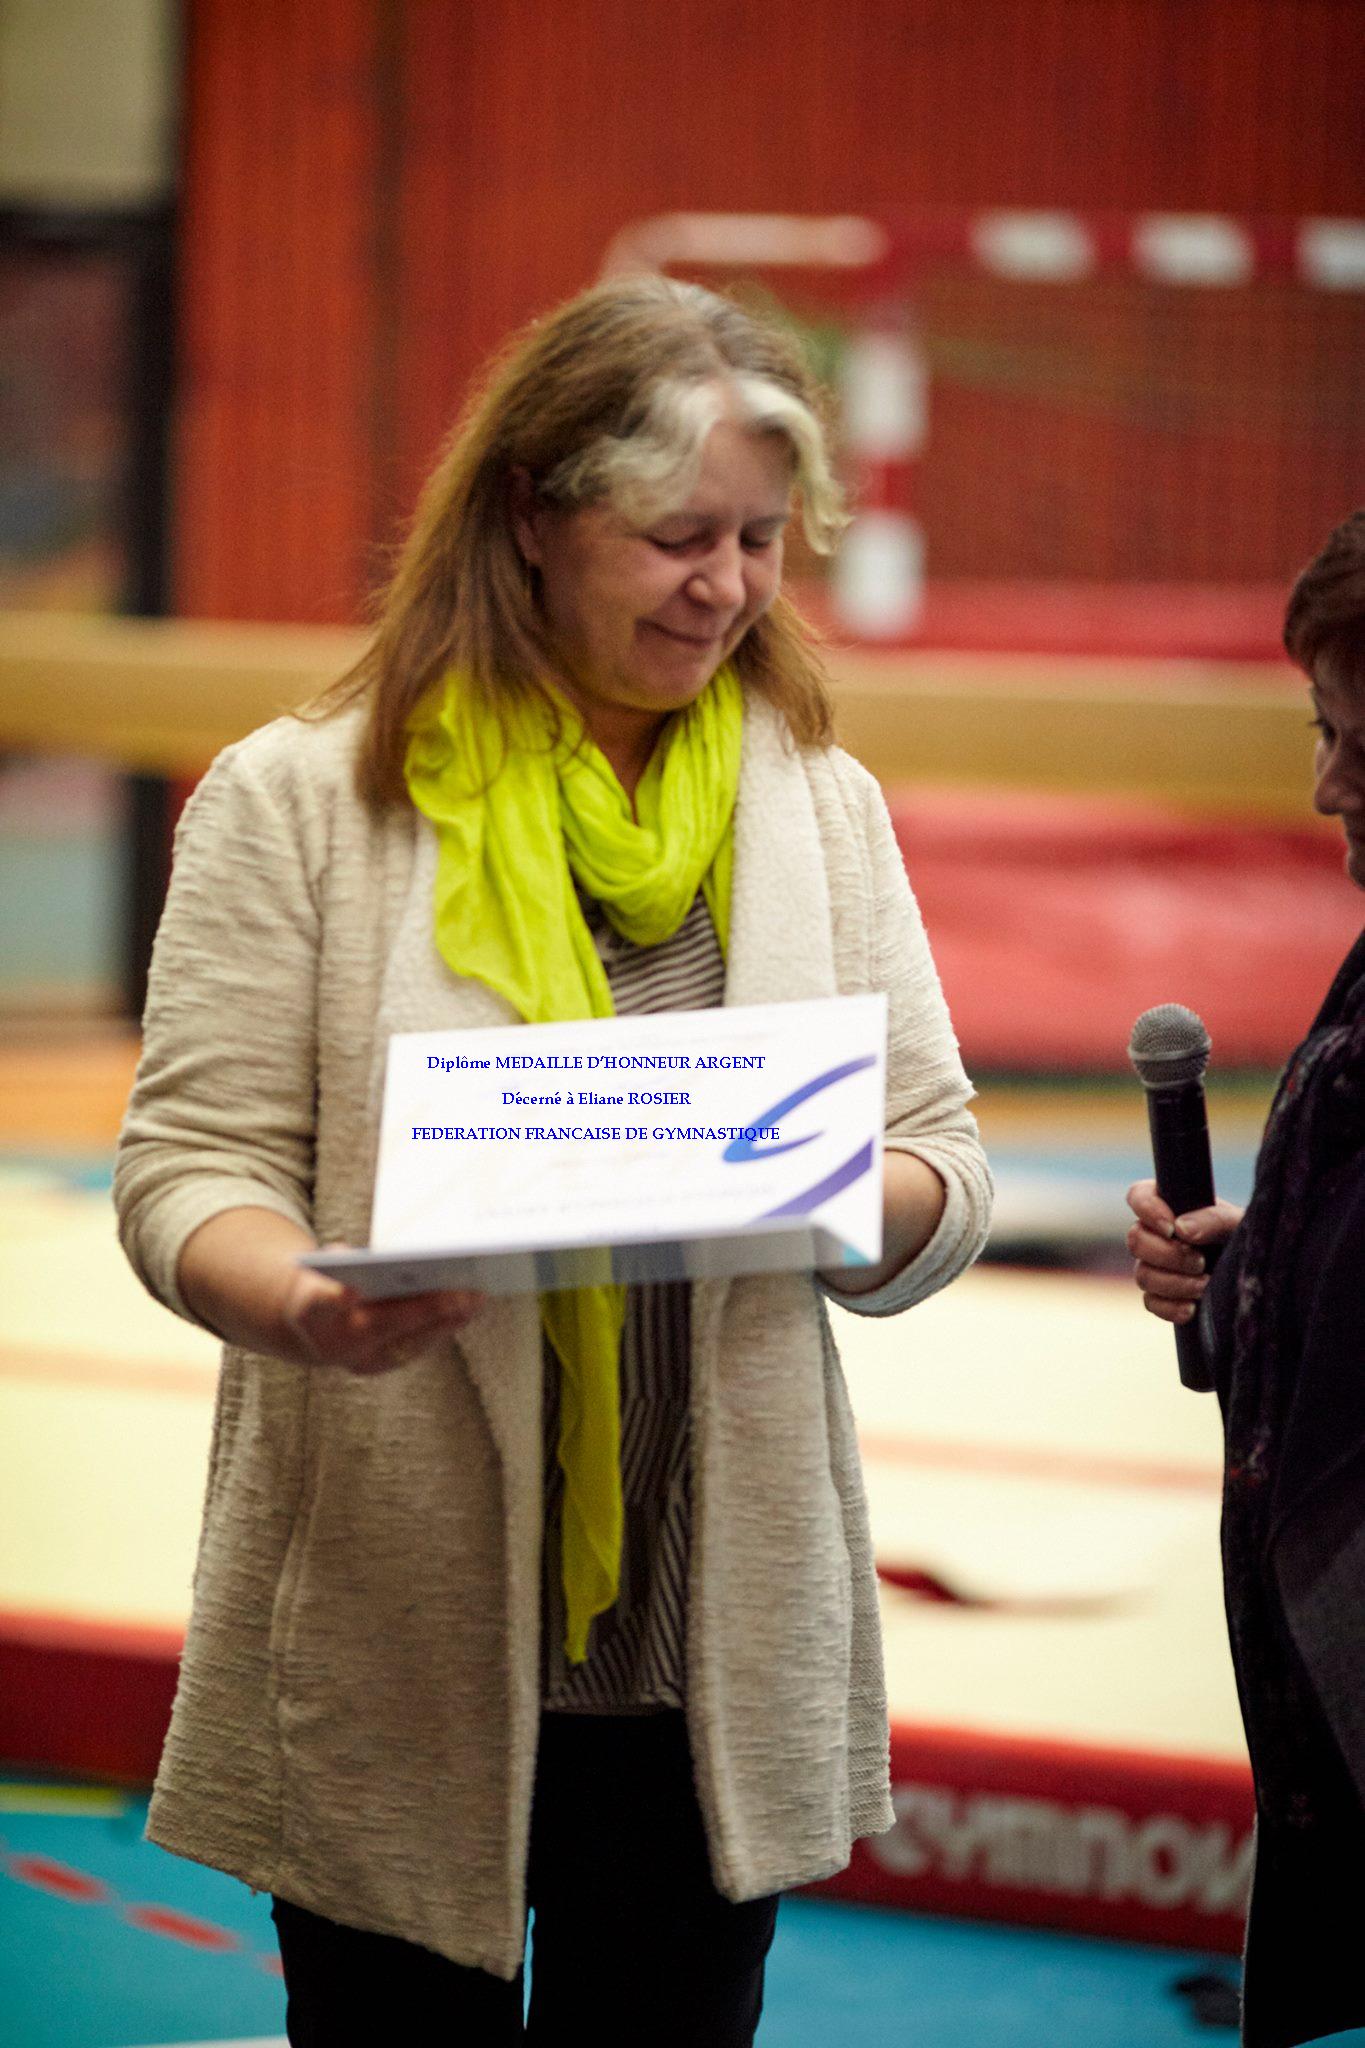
left=175, top=0, right=1365, bottom=625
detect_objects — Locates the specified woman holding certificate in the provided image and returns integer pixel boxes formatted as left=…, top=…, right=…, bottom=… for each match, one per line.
left=115, top=276, right=993, bottom=2045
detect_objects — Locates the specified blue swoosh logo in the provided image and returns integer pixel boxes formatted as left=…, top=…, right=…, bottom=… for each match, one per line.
left=722, top=1054, right=878, bottom=1164
left=759, top=1137, right=876, bottom=1219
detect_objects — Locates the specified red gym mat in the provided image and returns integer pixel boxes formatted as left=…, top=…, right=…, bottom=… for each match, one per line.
left=890, top=789, right=1363, bottom=1070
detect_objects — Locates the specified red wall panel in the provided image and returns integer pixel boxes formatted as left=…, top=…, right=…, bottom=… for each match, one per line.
left=175, top=0, right=384, bottom=621
left=175, top=0, right=1365, bottom=621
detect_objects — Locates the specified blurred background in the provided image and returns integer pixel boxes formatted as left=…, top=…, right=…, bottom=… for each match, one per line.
left=1, top=4, right=1363, bottom=2044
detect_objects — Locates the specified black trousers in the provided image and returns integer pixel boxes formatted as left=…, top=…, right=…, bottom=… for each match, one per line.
left=271, top=1708, right=782, bottom=2046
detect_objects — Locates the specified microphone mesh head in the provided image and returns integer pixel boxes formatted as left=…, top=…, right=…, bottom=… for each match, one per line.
left=1128, top=1004, right=1212, bottom=1089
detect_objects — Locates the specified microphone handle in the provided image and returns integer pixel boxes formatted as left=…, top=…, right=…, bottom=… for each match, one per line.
left=1145, top=1081, right=1219, bottom=1393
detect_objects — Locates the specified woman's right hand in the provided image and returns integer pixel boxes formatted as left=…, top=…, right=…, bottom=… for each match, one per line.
left=177, top=1208, right=485, bottom=1371
left=1124, top=1180, right=1244, bottom=1325
left=276, top=1249, right=486, bottom=1375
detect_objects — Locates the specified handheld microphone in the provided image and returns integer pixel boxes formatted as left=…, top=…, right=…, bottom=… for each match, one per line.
left=1127, top=1005, right=1219, bottom=1393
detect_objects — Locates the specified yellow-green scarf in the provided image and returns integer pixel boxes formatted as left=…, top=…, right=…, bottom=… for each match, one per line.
left=404, top=665, right=742, bottom=1662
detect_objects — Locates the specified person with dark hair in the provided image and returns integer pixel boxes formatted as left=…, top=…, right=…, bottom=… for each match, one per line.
left=114, top=275, right=992, bottom=2045
left=1128, top=509, right=1365, bottom=2048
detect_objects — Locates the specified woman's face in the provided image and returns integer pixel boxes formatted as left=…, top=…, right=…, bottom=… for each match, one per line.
left=515, top=412, right=792, bottom=761
left=1311, top=653, right=1365, bottom=889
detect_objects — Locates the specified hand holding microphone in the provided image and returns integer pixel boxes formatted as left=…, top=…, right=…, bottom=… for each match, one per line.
left=1126, top=1005, right=1244, bottom=1392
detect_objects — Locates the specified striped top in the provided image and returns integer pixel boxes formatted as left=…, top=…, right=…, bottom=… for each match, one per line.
left=539, top=884, right=726, bottom=1712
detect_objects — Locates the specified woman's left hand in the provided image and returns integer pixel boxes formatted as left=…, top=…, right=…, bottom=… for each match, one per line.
left=817, top=1149, right=946, bottom=1296
left=1124, top=1178, right=1243, bottom=1325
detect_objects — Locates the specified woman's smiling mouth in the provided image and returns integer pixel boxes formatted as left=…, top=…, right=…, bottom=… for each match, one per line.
left=646, top=622, right=725, bottom=647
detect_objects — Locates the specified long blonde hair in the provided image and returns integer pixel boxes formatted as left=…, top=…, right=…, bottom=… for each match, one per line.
left=301, top=275, right=846, bottom=802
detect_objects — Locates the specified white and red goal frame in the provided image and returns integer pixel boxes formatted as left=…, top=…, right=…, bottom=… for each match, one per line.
left=603, top=208, right=1365, bottom=640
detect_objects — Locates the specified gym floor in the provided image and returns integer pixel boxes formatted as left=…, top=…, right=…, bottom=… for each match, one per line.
left=0, top=1028, right=1280, bottom=2047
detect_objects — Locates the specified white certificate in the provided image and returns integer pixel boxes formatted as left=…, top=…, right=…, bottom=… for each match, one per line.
left=303, top=993, right=886, bottom=1297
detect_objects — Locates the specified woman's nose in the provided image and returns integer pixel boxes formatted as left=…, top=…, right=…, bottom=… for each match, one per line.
left=686, top=538, right=746, bottom=611
left=1314, top=742, right=1348, bottom=816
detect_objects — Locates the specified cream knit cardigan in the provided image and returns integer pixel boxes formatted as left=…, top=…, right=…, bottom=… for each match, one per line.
left=114, top=691, right=992, bottom=1979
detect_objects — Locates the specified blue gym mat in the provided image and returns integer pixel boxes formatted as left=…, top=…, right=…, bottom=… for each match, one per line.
left=0, top=1774, right=1311, bottom=2047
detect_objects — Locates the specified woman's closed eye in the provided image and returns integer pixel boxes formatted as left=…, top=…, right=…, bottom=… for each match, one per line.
left=646, top=524, right=785, bottom=555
